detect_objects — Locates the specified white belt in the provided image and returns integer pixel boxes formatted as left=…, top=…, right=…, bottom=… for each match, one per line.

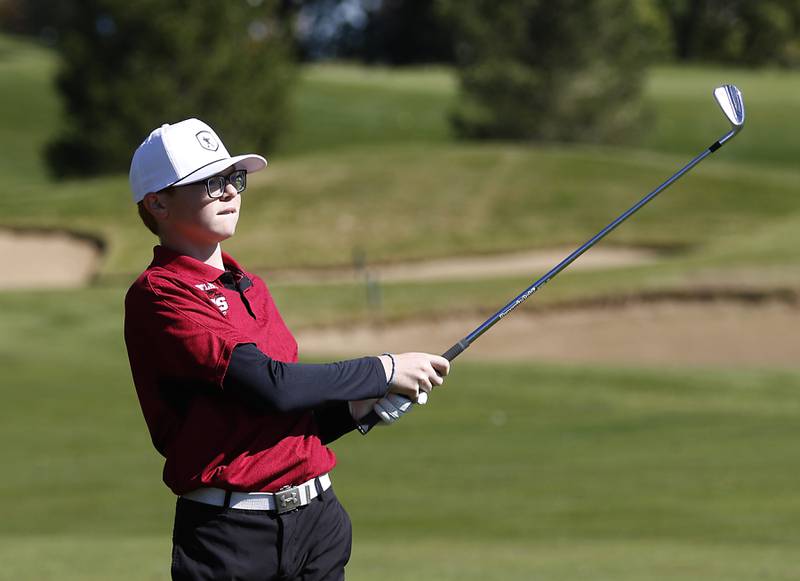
left=182, top=473, right=331, bottom=514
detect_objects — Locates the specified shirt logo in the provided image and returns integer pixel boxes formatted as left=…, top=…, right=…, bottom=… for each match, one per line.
left=196, top=282, right=229, bottom=316
left=196, top=131, right=219, bottom=151
left=211, top=295, right=229, bottom=314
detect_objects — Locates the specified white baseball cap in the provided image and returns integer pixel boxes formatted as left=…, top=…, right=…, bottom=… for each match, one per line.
left=129, top=118, right=268, bottom=204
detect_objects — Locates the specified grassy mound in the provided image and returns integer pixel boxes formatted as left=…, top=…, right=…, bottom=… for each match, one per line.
left=2, top=33, right=799, bottom=284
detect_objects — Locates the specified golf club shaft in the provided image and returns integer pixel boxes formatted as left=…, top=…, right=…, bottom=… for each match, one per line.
left=357, top=128, right=737, bottom=435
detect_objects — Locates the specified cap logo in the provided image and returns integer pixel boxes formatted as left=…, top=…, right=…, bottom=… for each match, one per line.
left=196, top=131, right=219, bottom=151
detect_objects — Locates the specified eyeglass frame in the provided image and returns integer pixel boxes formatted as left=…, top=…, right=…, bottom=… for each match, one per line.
left=202, top=169, right=247, bottom=199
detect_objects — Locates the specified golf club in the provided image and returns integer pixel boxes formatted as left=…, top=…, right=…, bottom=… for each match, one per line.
left=358, top=84, right=745, bottom=435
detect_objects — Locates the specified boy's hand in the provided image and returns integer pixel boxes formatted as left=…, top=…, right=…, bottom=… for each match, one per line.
left=378, top=352, right=450, bottom=403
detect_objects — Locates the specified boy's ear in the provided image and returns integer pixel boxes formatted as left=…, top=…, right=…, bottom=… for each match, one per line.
left=143, top=192, right=169, bottom=216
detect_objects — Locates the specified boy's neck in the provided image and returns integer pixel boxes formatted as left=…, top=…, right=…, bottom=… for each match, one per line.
left=160, top=237, right=225, bottom=272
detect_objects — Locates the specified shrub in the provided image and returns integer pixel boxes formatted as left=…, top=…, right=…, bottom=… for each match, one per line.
left=46, top=0, right=295, bottom=177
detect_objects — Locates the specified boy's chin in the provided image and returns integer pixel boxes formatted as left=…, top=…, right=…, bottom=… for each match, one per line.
left=213, top=218, right=238, bottom=240
left=212, top=224, right=237, bottom=240
left=216, top=229, right=236, bottom=241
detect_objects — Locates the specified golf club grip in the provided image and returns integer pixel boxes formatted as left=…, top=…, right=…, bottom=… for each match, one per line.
left=442, top=340, right=468, bottom=361
left=356, top=340, right=468, bottom=435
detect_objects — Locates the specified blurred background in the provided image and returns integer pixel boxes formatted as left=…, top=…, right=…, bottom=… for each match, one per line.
left=1, top=0, right=800, bottom=579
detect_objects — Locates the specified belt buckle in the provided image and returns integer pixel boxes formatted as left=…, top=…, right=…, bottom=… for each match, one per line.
left=275, top=485, right=301, bottom=514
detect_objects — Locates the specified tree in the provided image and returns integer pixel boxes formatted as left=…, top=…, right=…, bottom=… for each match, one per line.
left=289, top=0, right=454, bottom=64
left=441, top=0, right=667, bottom=143
left=46, top=0, right=295, bottom=177
left=659, top=0, right=800, bottom=67
left=361, top=0, right=455, bottom=65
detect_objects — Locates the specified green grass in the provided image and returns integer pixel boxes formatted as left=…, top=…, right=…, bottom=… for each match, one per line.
left=0, top=35, right=798, bottom=300
left=3, top=288, right=800, bottom=579
left=3, top=33, right=800, bottom=580
left=3, top=143, right=799, bottom=281
left=0, top=35, right=61, bottom=185
left=644, top=65, right=800, bottom=168
left=280, top=63, right=456, bottom=155
left=3, top=538, right=800, bottom=580
left=0, top=34, right=798, bottom=308
left=3, top=34, right=799, bottom=176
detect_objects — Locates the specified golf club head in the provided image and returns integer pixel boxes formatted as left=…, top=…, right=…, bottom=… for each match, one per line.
left=714, top=85, right=745, bottom=132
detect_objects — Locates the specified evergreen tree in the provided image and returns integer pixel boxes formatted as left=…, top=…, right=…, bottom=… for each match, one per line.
left=46, top=0, right=295, bottom=177
left=659, top=0, right=800, bottom=67
left=361, top=0, right=455, bottom=65
left=442, top=0, right=666, bottom=143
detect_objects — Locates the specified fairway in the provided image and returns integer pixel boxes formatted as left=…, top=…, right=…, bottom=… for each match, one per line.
left=3, top=32, right=800, bottom=581
left=3, top=289, right=800, bottom=580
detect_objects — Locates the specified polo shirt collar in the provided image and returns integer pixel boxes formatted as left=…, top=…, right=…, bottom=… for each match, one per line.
left=151, top=245, right=246, bottom=282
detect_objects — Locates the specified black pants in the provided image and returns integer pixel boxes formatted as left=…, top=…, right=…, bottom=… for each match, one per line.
left=171, top=487, right=352, bottom=580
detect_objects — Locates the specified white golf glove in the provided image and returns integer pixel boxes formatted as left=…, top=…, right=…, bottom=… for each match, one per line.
left=373, top=393, right=416, bottom=424
left=348, top=393, right=422, bottom=425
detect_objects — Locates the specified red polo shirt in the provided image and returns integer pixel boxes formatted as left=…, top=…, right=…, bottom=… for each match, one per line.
left=124, top=245, right=337, bottom=495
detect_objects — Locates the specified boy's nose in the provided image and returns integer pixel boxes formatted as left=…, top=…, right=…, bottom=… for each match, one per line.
left=221, top=184, right=239, bottom=200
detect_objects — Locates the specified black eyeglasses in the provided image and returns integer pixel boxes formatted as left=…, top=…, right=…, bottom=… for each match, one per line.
left=205, top=169, right=247, bottom=199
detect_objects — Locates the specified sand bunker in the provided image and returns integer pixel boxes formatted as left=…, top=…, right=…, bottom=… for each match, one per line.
left=0, top=235, right=658, bottom=290
left=295, top=293, right=800, bottom=368
left=0, top=228, right=102, bottom=290
left=263, top=246, right=661, bottom=284
left=2, top=228, right=795, bottom=368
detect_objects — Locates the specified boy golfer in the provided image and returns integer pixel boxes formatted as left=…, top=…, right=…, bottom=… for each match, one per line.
left=124, top=118, right=449, bottom=580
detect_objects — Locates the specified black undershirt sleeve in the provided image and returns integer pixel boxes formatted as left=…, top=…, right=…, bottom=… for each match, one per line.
left=313, top=401, right=363, bottom=445
left=223, top=343, right=388, bottom=415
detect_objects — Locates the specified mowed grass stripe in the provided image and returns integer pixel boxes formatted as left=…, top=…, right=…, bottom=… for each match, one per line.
left=2, top=537, right=800, bottom=580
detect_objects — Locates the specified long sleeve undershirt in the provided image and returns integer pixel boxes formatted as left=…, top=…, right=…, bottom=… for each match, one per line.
left=223, top=343, right=388, bottom=443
